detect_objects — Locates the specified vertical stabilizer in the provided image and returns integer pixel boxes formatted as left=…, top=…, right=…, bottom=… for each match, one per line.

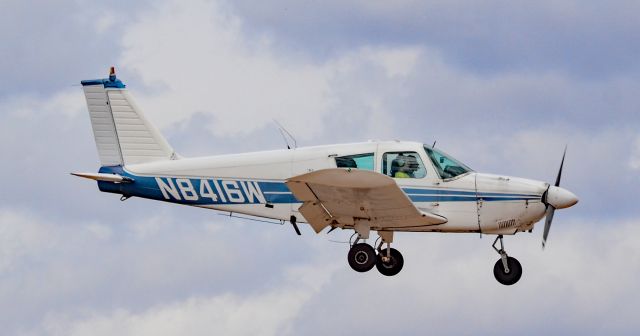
left=81, top=68, right=178, bottom=166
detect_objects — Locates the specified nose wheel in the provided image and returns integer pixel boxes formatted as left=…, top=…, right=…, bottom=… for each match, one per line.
left=492, top=235, right=522, bottom=285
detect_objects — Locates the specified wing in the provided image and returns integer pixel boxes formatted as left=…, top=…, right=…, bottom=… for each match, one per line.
left=285, top=168, right=447, bottom=233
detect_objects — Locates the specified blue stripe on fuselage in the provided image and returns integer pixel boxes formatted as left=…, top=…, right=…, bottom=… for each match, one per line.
left=408, top=195, right=539, bottom=203
left=95, top=166, right=540, bottom=205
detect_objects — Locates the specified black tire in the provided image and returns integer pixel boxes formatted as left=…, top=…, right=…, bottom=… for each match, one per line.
left=348, top=243, right=376, bottom=272
left=375, top=247, right=404, bottom=276
left=493, top=256, right=522, bottom=285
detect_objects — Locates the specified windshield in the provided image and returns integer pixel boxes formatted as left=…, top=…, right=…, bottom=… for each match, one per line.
left=424, top=146, right=473, bottom=179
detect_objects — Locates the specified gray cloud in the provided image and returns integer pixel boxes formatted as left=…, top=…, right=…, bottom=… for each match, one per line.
left=227, top=0, right=640, bottom=79
left=1, top=206, right=329, bottom=335
left=0, top=0, right=147, bottom=98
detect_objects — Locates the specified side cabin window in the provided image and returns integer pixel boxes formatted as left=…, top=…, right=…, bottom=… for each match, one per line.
left=382, top=152, right=427, bottom=178
left=335, top=153, right=374, bottom=171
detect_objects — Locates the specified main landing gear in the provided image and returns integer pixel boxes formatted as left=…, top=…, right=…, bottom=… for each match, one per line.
left=492, top=235, right=522, bottom=285
left=347, top=231, right=404, bottom=276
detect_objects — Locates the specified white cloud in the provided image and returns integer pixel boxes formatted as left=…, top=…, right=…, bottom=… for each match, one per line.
left=114, top=0, right=638, bottom=154
left=0, top=209, right=56, bottom=273
left=368, top=47, right=422, bottom=78
left=40, top=262, right=339, bottom=336
left=22, top=217, right=640, bottom=336
left=95, top=12, right=117, bottom=34
left=117, top=0, right=421, bottom=141
left=0, top=89, right=85, bottom=120
left=447, top=127, right=631, bottom=178
left=119, top=0, right=329, bottom=138
left=129, top=214, right=173, bottom=240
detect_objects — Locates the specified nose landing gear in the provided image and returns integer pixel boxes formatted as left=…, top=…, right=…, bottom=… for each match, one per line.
left=492, top=235, right=522, bottom=285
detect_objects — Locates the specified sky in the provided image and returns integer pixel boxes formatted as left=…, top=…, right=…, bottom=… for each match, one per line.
left=1, top=0, right=639, bottom=334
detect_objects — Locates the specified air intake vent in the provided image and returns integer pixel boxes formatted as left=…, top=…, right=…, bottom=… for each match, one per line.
left=497, top=219, right=517, bottom=229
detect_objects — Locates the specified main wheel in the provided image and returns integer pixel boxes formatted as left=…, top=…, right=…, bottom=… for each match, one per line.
left=375, top=248, right=404, bottom=276
left=348, top=243, right=376, bottom=272
left=493, top=256, right=522, bottom=285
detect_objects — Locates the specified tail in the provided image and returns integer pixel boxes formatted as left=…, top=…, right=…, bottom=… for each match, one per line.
left=80, top=67, right=179, bottom=166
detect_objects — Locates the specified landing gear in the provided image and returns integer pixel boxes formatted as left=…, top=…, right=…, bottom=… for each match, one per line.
left=492, top=235, right=522, bottom=285
left=347, top=230, right=404, bottom=276
left=347, top=243, right=376, bottom=272
left=375, top=247, right=404, bottom=276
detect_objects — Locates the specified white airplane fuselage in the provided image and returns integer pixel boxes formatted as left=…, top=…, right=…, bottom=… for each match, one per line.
left=97, top=140, right=551, bottom=235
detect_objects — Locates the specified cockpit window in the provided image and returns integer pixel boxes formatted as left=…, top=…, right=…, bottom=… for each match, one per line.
left=382, top=152, right=427, bottom=178
left=424, top=146, right=472, bottom=179
left=335, top=153, right=374, bottom=170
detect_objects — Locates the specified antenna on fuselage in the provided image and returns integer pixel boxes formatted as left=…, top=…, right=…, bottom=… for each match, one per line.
left=432, top=141, right=437, bottom=148
left=273, top=119, right=297, bottom=149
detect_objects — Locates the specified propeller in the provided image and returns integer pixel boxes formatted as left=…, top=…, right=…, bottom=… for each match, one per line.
left=542, top=147, right=566, bottom=249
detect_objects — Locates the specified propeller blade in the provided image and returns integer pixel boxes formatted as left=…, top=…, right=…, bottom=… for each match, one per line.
left=554, top=146, right=566, bottom=187
left=542, top=205, right=555, bottom=249
left=543, top=148, right=567, bottom=249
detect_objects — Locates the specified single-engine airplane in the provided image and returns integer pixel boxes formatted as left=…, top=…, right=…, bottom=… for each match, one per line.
left=73, top=68, right=578, bottom=285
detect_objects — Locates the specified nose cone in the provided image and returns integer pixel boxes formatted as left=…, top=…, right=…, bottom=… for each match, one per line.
left=546, top=186, right=578, bottom=209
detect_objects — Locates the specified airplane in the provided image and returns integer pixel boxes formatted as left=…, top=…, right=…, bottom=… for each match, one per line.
left=73, top=68, right=578, bottom=285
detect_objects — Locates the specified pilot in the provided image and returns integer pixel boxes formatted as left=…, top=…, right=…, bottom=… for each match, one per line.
left=393, top=155, right=419, bottom=178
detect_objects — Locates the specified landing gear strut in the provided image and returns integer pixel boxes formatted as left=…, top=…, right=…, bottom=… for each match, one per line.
left=347, top=228, right=377, bottom=272
left=347, top=231, right=404, bottom=276
left=375, top=231, right=403, bottom=276
left=492, top=235, right=522, bottom=285
left=375, top=244, right=404, bottom=276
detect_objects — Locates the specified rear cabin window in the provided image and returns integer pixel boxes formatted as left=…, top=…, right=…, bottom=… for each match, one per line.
left=335, top=153, right=374, bottom=171
left=382, top=152, right=427, bottom=178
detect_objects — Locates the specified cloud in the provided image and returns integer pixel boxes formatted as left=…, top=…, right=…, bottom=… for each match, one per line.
left=0, top=205, right=334, bottom=335
left=13, top=211, right=640, bottom=336
left=40, top=263, right=338, bottom=336
left=629, top=135, right=640, bottom=170
left=227, top=0, right=640, bottom=78
left=0, top=209, right=56, bottom=273
left=1, top=89, right=85, bottom=120
left=117, top=0, right=425, bottom=142
left=368, top=47, right=422, bottom=78
left=118, top=0, right=330, bottom=138
left=0, top=89, right=118, bottom=221
left=114, top=0, right=638, bottom=159
left=0, top=0, right=147, bottom=98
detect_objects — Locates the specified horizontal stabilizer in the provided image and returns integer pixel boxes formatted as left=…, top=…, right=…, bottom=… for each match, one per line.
left=71, top=172, right=133, bottom=183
